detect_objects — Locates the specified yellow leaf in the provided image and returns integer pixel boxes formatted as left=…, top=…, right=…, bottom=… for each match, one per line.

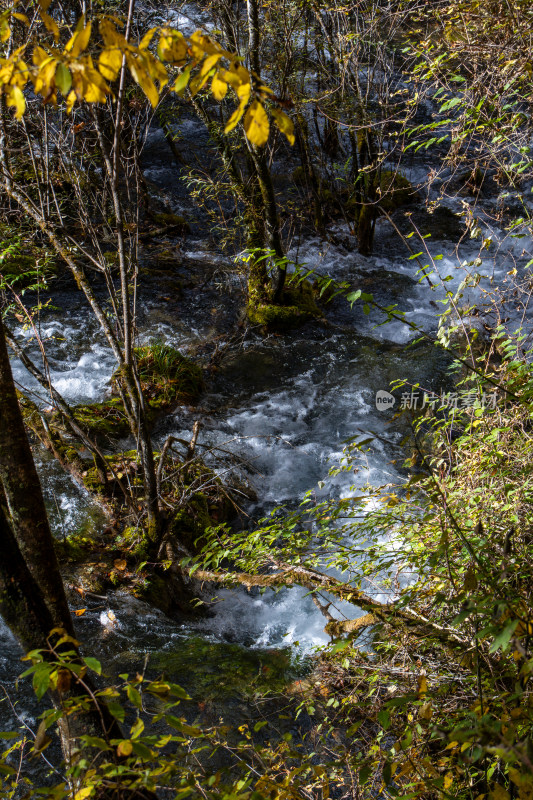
left=74, top=608, right=87, bottom=616
left=158, top=29, right=188, bottom=64
left=13, top=13, right=30, bottom=25
left=220, top=63, right=249, bottom=90
left=211, top=70, right=227, bottom=101
left=219, top=67, right=241, bottom=90
left=0, top=20, right=11, bottom=43
left=127, top=56, right=159, bottom=107
left=66, top=89, right=76, bottom=113
left=74, top=787, right=94, bottom=800
left=271, top=108, right=295, bottom=145
left=417, top=673, right=428, bottom=698
left=244, top=99, right=269, bottom=146
left=114, top=559, right=127, bottom=571
left=71, top=64, right=109, bottom=104
left=38, top=0, right=53, bottom=11
left=139, top=27, right=156, bottom=50
left=66, top=21, right=92, bottom=57
left=189, top=68, right=212, bottom=97
left=99, top=47, right=123, bottom=81
left=489, top=785, right=510, bottom=800
left=224, top=100, right=246, bottom=134
left=189, top=30, right=219, bottom=59
left=34, top=58, right=57, bottom=96
left=41, top=11, right=59, bottom=42
left=443, top=773, right=453, bottom=790
left=117, top=739, right=132, bottom=757
left=199, top=52, right=222, bottom=78
left=6, top=85, right=25, bottom=118
left=32, top=46, right=49, bottom=67
left=100, top=19, right=127, bottom=49
left=236, top=81, right=251, bottom=105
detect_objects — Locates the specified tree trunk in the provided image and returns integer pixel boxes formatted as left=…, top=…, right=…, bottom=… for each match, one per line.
left=0, top=313, right=73, bottom=634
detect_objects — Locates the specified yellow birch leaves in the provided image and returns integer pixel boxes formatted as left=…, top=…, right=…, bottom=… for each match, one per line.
left=0, top=5, right=296, bottom=147
left=244, top=100, right=269, bottom=146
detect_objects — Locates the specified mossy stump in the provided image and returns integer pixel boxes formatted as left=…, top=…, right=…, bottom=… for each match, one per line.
left=247, top=277, right=323, bottom=332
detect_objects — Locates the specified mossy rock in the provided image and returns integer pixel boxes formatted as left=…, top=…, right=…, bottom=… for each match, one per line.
left=151, top=212, right=191, bottom=234
left=55, top=530, right=101, bottom=563
left=247, top=278, right=323, bottom=331
left=133, top=343, right=203, bottom=408
left=378, top=171, right=413, bottom=211
left=166, top=460, right=234, bottom=552
left=81, top=450, right=142, bottom=494
left=149, top=637, right=308, bottom=700
left=168, top=494, right=213, bottom=553
left=74, top=346, right=203, bottom=442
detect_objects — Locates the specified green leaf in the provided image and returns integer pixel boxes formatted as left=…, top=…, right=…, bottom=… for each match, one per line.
left=346, top=290, right=361, bottom=305
left=33, top=664, right=52, bottom=700
left=83, top=656, right=102, bottom=675
left=378, top=710, right=391, bottom=730
left=130, top=716, right=144, bottom=739
left=127, top=684, right=143, bottom=709
left=489, top=620, right=518, bottom=653
left=55, top=62, right=72, bottom=95
left=172, top=66, right=191, bottom=95
left=107, top=702, right=126, bottom=722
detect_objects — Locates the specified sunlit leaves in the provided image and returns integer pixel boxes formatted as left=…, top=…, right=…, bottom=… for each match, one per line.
left=244, top=99, right=270, bottom=146
left=157, top=28, right=188, bottom=65
left=98, top=47, right=122, bottom=82
left=224, top=101, right=246, bottom=134
left=0, top=8, right=295, bottom=147
left=271, top=107, right=295, bottom=145
left=65, top=19, right=91, bottom=57
left=211, top=70, right=228, bottom=100
left=0, top=10, right=11, bottom=43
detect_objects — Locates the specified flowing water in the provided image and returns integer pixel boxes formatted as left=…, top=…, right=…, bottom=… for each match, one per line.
left=2, top=123, right=531, bottom=747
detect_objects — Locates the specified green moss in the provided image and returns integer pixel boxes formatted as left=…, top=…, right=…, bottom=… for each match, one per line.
left=247, top=277, right=323, bottom=331
left=72, top=398, right=131, bottom=440
left=169, top=495, right=212, bottom=552
left=133, top=343, right=203, bottom=408
left=137, top=574, right=169, bottom=609
left=119, top=525, right=149, bottom=557
left=151, top=212, right=191, bottom=234
left=150, top=637, right=309, bottom=700
left=71, top=346, right=202, bottom=443
left=102, top=251, right=119, bottom=267
left=55, top=530, right=99, bottom=562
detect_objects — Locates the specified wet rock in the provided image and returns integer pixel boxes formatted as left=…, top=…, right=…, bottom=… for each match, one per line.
left=390, top=204, right=467, bottom=241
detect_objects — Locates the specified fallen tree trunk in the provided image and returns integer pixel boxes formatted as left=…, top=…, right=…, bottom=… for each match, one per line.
left=190, top=563, right=476, bottom=651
